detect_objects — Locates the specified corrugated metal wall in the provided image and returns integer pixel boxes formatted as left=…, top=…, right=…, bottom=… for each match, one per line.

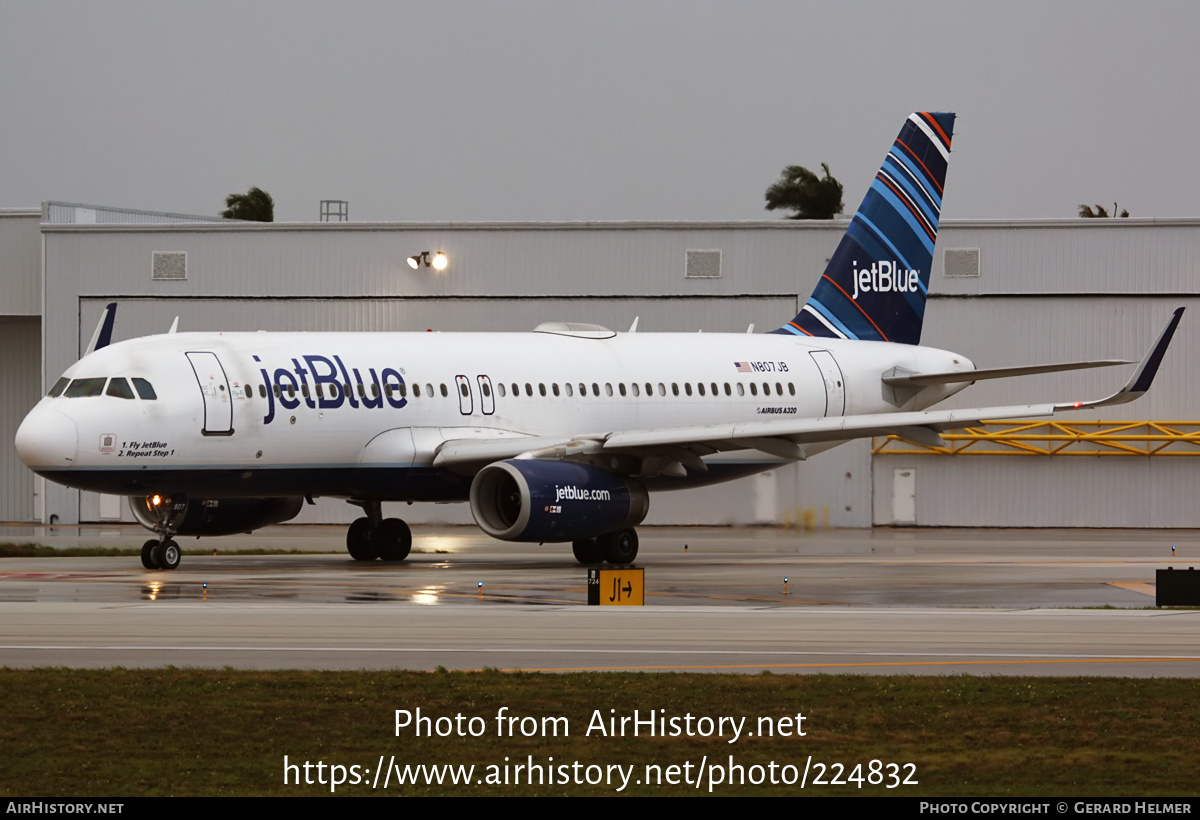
left=0, top=212, right=41, bottom=317
left=877, top=293, right=1200, bottom=527
left=0, top=317, right=41, bottom=521
left=32, top=218, right=1200, bottom=528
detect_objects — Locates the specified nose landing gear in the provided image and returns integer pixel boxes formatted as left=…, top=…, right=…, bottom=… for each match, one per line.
left=140, top=494, right=183, bottom=570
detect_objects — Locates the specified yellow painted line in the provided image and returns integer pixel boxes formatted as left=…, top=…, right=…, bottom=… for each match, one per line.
left=1109, top=582, right=1157, bottom=598
left=505, top=657, right=1200, bottom=673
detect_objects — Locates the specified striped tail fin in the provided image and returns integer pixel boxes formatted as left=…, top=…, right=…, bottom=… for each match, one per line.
left=772, top=112, right=955, bottom=345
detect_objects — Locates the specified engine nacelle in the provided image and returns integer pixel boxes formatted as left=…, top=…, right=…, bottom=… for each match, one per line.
left=469, top=459, right=649, bottom=543
left=129, top=495, right=304, bottom=536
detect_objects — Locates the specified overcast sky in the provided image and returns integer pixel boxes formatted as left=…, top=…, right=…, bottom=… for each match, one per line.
left=2, top=1, right=1197, bottom=223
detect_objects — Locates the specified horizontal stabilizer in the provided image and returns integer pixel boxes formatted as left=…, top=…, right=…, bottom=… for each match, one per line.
left=883, top=359, right=1132, bottom=387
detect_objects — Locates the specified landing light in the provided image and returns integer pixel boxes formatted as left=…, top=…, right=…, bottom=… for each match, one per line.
left=431, top=252, right=448, bottom=271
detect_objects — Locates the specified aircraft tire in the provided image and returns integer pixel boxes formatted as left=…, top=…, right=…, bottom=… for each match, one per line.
left=153, top=539, right=182, bottom=571
left=141, top=540, right=160, bottom=570
left=346, top=517, right=378, bottom=561
left=601, top=529, right=638, bottom=564
left=376, top=518, right=412, bottom=561
left=571, top=538, right=604, bottom=564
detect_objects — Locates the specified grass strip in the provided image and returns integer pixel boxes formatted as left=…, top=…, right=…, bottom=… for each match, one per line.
left=1, top=669, right=1196, bottom=796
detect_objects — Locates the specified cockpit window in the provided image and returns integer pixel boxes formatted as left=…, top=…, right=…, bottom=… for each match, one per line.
left=106, top=378, right=135, bottom=399
left=64, top=378, right=107, bottom=397
left=132, top=378, right=158, bottom=400
left=47, top=377, right=70, bottom=398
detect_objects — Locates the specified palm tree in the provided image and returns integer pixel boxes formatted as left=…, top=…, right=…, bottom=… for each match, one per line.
left=1078, top=202, right=1130, bottom=218
left=221, top=187, right=275, bottom=222
left=765, top=163, right=844, bottom=220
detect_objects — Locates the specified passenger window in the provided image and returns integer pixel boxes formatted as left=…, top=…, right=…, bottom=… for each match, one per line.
left=684, top=383, right=692, bottom=396
left=632, top=383, right=640, bottom=397
left=357, top=383, right=365, bottom=397
left=259, top=384, right=267, bottom=398
left=552, top=383, right=560, bottom=397
left=763, top=383, right=771, bottom=396
left=619, top=383, right=627, bottom=397
left=302, top=385, right=310, bottom=398
left=370, top=384, right=379, bottom=398
left=724, top=383, right=731, bottom=396
left=48, top=377, right=69, bottom=398
left=482, top=382, right=491, bottom=398
left=592, top=382, right=600, bottom=396
left=657, top=383, right=665, bottom=396
left=273, top=384, right=281, bottom=398
left=65, top=378, right=107, bottom=398
left=711, top=382, right=718, bottom=396
left=459, top=383, right=469, bottom=398
left=317, top=385, right=326, bottom=398
left=399, top=383, right=408, bottom=398
left=750, top=383, right=758, bottom=396
left=736, top=383, right=745, bottom=396
left=497, top=383, right=506, bottom=398
left=776, top=382, right=783, bottom=395
left=697, top=383, right=705, bottom=396
left=132, top=378, right=157, bottom=400
left=289, top=385, right=297, bottom=399
left=645, top=383, right=652, bottom=396
left=106, top=378, right=135, bottom=399
left=511, top=383, right=519, bottom=396
left=605, top=383, right=613, bottom=397
left=526, top=383, right=534, bottom=396
left=385, top=385, right=394, bottom=397
left=579, top=383, right=587, bottom=396
left=671, top=383, right=679, bottom=396
left=565, top=383, right=573, bottom=397
left=245, top=385, right=253, bottom=399
left=440, top=384, right=448, bottom=397
left=413, top=384, right=421, bottom=398
left=788, top=383, right=796, bottom=396
left=539, top=383, right=547, bottom=397
left=343, top=382, right=352, bottom=397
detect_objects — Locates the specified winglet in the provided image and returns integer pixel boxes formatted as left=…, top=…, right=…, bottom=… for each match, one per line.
left=83, top=302, right=117, bottom=356
left=1056, top=308, right=1184, bottom=410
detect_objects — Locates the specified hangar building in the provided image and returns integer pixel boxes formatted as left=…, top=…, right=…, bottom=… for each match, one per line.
left=3, top=203, right=1198, bottom=529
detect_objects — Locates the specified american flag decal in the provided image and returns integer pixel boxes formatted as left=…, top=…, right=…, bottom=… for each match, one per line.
left=735, top=362, right=752, bottom=372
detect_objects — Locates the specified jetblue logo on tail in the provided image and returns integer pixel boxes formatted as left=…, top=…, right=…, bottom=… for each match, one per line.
left=771, top=112, right=954, bottom=345
left=851, top=261, right=921, bottom=300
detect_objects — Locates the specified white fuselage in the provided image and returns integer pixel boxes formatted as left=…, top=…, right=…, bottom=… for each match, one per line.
left=16, top=328, right=973, bottom=500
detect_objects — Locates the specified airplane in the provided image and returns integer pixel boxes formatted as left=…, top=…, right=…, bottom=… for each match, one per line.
left=14, top=112, right=1184, bottom=571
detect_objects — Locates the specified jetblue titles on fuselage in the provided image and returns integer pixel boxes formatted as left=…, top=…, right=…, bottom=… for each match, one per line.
left=254, top=353, right=406, bottom=425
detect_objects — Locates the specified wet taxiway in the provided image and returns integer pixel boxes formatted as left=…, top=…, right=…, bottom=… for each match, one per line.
left=0, top=525, right=1197, bottom=675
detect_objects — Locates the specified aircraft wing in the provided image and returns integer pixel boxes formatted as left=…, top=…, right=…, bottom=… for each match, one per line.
left=433, top=308, right=1183, bottom=469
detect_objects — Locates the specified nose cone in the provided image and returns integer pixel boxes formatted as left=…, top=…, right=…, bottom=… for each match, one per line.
left=15, top=406, right=78, bottom=469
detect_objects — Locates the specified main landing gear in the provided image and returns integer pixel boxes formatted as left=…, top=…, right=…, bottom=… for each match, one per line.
left=346, top=499, right=412, bottom=561
left=141, top=538, right=182, bottom=570
left=572, top=528, right=639, bottom=565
